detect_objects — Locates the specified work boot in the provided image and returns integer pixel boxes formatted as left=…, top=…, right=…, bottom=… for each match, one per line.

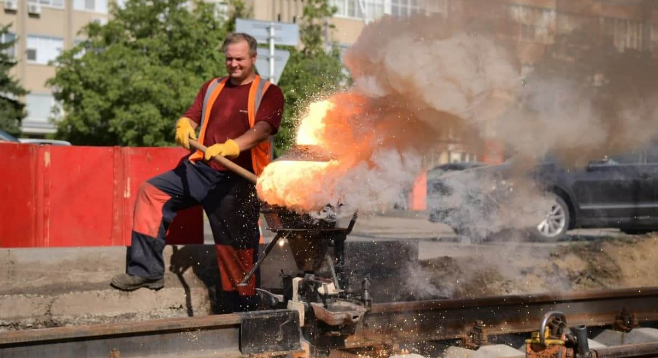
left=110, top=273, right=164, bottom=291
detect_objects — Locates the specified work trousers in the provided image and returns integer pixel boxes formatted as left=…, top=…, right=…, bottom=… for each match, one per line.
left=127, top=159, right=260, bottom=312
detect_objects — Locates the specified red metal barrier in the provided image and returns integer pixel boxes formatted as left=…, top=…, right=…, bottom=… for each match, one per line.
left=0, top=143, right=203, bottom=248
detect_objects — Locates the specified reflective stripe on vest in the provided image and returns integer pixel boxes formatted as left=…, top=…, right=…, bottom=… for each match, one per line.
left=189, top=75, right=272, bottom=176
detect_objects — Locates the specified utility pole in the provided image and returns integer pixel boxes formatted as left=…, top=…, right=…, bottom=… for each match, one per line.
left=324, top=16, right=330, bottom=52
left=269, top=23, right=276, bottom=84
left=269, top=0, right=277, bottom=84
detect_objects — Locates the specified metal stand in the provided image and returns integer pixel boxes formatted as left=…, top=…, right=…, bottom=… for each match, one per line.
left=238, top=232, right=288, bottom=287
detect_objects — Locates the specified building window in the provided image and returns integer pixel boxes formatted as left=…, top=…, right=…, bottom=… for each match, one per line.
left=426, top=0, right=444, bottom=15
left=0, top=32, right=16, bottom=58
left=508, top=4, right=555, bottom=44
left=331, top=0, right=384, bottom=21
left=650, top=24, right=658, bottom=53
left=27, top=49, right=37, bottom=61
left=332, top=0, right=345, bottom=17
left=26, top=94, right=60, bottom=123
left=331, top=0, right=437, bottom=21
left=26, top=35, right=64, bottom=65
left=27, top=0, right=64, bottom=8
left=602, top=17, right=643, bottom=52
left=391, top=0, right=421, bottom=17
left=24, top=93, right=60, bottom=134
left=74, top=0, right=108, bottom=13
left=365, top=0, right=384, bottom=19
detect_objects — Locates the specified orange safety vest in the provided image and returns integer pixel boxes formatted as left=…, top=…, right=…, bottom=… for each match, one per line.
left=189, top=75, right=273, bottom=176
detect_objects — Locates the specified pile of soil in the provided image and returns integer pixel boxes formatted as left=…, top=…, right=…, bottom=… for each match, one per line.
left=379, top=235, right=658, bottom=301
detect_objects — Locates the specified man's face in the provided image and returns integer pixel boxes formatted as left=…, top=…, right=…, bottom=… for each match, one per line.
left=225, top=40, right=256, bottom=81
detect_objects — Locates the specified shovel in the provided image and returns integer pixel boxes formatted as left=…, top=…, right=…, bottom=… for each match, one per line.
left=188, top=139, right=257, bottom=184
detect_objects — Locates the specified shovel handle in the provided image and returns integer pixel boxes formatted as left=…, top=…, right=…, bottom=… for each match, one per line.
left=188, top=139, right=258, bottom=184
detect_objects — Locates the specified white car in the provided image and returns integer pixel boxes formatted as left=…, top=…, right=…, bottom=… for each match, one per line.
left=18, top=138, right=71, bottom=146
left=0, top=129, right=71, bottom=145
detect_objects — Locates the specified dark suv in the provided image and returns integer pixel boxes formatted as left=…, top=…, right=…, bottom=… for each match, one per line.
left=428, top=144, right=658, bottom=240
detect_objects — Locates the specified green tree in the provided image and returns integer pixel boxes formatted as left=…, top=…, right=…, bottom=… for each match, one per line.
left=49, top=0, right=346, bottom=151
left=275, top=0, right=347, bottom=155
left=0, top=24, right=28, bottom=137
left=49, top=0, right=231, bottom=146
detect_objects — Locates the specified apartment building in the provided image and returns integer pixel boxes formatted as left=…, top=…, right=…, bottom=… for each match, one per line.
left=247, top=0, right=445, bottom=45
left=3, top=0, right=658, bottom=140
left=1, top=0, right=112, bottom=135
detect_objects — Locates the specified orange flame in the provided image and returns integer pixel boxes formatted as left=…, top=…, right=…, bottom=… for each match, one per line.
left=296, top=100, right=334, bottom=146
left=257, top=93, right=372, bottom=213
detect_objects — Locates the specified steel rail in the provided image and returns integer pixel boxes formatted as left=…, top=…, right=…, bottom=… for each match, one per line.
left=0, top=310, right=301, bottom=358
left=2, top=287, right=658, bottom=357
left=345, top=287, right=658, bottom=348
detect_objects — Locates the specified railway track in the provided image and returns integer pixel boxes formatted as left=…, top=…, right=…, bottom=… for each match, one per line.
left=347, top=286, right=658, bottom=348
left=1, top=287, right=658, bottom=357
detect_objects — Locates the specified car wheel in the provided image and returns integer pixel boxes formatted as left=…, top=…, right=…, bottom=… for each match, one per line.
left=532, top=193, right=570, bottom=241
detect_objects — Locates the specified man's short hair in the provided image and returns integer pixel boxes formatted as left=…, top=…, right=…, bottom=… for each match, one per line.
left=222, top=33, right=258, bottom=57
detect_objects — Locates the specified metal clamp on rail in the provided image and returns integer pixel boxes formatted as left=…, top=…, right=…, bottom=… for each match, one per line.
left=527, top=311, right=575, bottom=358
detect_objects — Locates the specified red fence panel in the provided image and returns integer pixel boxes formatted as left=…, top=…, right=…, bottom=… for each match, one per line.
left=122, top=147, right=203, bottom=246
left=1, top=143, right=38, bottom=247
left=0, top=143, right=203, bottom=248
left=47, top=146, right=116, bottom=247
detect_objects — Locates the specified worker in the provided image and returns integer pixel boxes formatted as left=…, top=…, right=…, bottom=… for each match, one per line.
left=110, top=32, right=284, bottom=312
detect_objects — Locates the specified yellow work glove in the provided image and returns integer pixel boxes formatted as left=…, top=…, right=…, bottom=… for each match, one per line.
left=175, top=117, right=197, bottom=150
left=204, top=139, right=241, bottom=161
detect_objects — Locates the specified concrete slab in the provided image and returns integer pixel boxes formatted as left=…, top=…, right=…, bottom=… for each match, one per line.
left=593, top=330, right=626, bottom=346
left=0, top=246, right=209, bottom=296
left=0, top=287, right=211, bottom=330
left=587, top=338, right=607, bottom=349
left=0, top=245, right=264, bottom=331
left=472, top=345, right=524, bottom=358
left=0, top=239, right=419, bottom=331
left=594, top=328, right=658, bottom=346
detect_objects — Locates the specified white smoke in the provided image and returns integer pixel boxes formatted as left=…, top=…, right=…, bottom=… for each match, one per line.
left=260, top=3, right=658, bottom=222
left=259, top=20, right=520, bottom=215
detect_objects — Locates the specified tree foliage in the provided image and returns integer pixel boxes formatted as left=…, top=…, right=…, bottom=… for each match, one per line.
left=0, top=24, right=28, bottom=137
left=49, top=0, right=229, bottom=146
left=50, top=0, right=347, bottom=152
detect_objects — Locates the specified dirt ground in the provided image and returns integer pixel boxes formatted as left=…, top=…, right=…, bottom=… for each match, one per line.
left=387, top=234, right=658, bottom=301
